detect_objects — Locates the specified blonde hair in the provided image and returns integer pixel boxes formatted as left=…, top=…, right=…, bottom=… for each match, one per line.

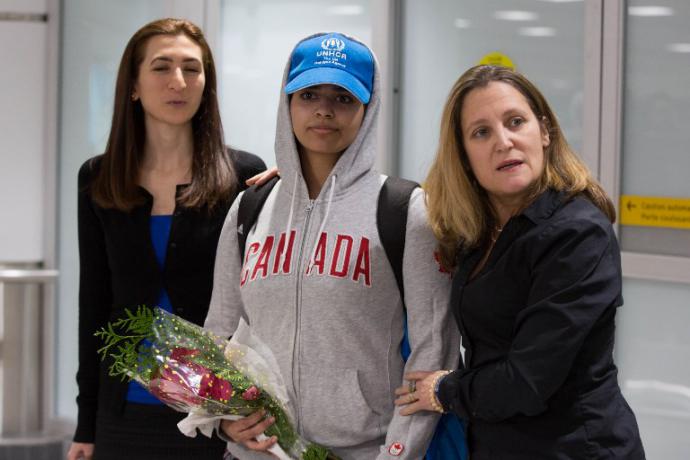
left=425, top=65, right=615, bottom=270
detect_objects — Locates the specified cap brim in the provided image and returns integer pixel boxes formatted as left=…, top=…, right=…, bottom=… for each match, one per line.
left=284, top=67, right=371, bottom=104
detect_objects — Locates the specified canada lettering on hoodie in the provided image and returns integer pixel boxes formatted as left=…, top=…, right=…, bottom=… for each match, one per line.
left=204, top=33, right=460, bottom=460
left=240, top=231, right=371, bottom=286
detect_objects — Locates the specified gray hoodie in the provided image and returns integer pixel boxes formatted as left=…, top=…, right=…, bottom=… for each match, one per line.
left=205, top=33, right=460, bottom=460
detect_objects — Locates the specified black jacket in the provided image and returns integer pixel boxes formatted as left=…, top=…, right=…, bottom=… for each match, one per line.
left=74, top=149, right=265, bottom=442
left=438, top=190, right=645, bottom=459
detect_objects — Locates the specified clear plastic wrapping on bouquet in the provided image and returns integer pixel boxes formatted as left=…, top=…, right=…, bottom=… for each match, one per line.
left=96, top=307, right=336, bottom=460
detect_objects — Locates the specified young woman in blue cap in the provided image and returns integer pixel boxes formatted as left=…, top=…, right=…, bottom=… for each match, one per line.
left=202, top=32, right=460, bottom=459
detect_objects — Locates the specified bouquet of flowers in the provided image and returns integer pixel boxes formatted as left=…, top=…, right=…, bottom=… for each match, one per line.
left=95, top=306, right=337, bottom=460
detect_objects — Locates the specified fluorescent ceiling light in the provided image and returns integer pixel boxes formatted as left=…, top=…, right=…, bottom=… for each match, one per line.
left=494, top=10, right=538, bottom=21
left=453, top=18, right=471, bottom=29
left=519, top=26, right=556, bottom=37
left=667, top=43, right=690, bottom=53
left=327, top=5, right=364, bottom=16
left=628, top=6, right=674, bottom=17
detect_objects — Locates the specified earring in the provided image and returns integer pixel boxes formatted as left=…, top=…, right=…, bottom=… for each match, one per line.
left=131, top=93, right=138, bottom=101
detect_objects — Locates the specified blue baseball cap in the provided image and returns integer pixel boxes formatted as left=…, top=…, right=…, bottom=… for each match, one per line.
left=285, top=33, right=374, bottom=104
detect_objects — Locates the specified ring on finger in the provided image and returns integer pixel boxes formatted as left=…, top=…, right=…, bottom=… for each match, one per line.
left=408, top=380, right=416, bottom=393
left=408, top=392, right=417, bottom=403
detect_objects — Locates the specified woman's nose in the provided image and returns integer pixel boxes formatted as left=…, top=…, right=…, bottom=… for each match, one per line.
left=168, top=68, right=187, bottom=91
left=314, top=98, right=335, bottom=118
left=495, top=127, right=514, bottom=152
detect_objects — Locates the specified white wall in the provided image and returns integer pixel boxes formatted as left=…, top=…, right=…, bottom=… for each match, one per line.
left=0, top=0, right=48, bottom=262
left=616, top=279, right=690, bottom=459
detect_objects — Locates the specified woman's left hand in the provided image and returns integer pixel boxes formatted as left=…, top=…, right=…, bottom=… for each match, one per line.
left=245, top=167, right=279, bottom=186
left=394, top=370, right=445, bottom=415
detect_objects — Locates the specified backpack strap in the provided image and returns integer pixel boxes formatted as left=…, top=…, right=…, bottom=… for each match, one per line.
left=237, top=176, right=280, bottom=261
left=377, top=176, right=420, bottom=306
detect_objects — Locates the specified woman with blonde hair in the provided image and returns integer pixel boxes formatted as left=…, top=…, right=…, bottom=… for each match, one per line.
left=395, top=65, right=644, bottom=459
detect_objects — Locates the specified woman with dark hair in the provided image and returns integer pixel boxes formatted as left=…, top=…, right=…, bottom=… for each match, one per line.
left=67, top=18, right=265, bottom=460
left=395, top=65, right=645, bottom=459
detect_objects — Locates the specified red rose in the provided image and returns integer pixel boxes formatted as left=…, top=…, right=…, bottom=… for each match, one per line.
left=241, top=385, right=261, bottom=401
left=168, top=348, right=212, bottom=382
left=149, top=365, right=203, bottom=406
left=170, top=347, right=200, bottom=362
left=199, top=372, right=233, bottom=402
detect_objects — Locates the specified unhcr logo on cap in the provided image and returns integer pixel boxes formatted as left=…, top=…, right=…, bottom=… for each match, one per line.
left=317, top=36, right=347, bottom=61
left=321, top=37, right=345, bottom=52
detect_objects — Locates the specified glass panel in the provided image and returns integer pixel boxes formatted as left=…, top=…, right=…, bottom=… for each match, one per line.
left=57, top=0, right=168, bottom=420
left=219, top=0, right=372, bottom=167
left=399, top=0, right=585, bottom=182
left=617, top=278, right=690, bottom=459
left=620, top=0, right=690, bottom=257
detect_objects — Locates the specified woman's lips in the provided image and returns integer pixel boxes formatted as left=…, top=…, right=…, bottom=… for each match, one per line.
left=497, top=159, right=523, bottom=171
left=309, top=126, right=337, bottom=134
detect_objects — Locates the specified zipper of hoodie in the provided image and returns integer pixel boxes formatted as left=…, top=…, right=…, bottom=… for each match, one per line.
left=292, top=198, right=314, bottom=433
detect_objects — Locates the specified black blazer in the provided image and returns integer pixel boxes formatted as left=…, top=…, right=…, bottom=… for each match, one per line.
left=73, top=149, right=265, bottom=442
left=438, top=190, right=645, bottom=459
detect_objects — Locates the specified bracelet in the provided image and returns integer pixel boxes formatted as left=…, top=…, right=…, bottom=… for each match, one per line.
left=429, top=370, right=451, bottom=413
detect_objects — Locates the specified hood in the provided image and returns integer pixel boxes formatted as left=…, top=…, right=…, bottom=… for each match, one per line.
left=274, top=32, right=381, bottom=202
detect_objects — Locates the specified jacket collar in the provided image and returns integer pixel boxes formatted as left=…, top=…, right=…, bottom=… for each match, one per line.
left=520, top=189, right=567, bottom=225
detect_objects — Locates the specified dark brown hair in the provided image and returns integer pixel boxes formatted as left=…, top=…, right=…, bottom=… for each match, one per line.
left=91, top=18, right=235, bottom=211
left=425, top=65, right=616, bottom=269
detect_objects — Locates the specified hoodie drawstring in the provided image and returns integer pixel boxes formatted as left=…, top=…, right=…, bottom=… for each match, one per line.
left=306, top=174, right=336, bottom=273
left=285, top=172, right=299, bottom=239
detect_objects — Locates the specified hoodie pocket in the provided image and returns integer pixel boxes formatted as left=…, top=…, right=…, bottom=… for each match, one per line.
left=299, top=365, right=383, bottom=447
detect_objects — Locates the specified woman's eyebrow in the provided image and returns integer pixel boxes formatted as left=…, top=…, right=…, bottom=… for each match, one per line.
left=150, top=56, right=201, bottom=64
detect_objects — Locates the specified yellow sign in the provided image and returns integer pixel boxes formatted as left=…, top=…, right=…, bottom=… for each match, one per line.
left=620, top=195, right=690, bottom=230
left=478, top=52, right=515, bottom=70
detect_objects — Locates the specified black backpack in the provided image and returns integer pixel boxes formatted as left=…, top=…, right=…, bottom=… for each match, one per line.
left=237, top=176, right=419, bottom=305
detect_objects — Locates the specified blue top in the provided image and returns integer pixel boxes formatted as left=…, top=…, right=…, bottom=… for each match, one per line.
left=126, top=215, right=174, bottom=404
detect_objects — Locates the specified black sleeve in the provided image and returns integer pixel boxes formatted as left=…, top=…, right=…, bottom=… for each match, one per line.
left=438, top=216, right=621, bottom=422
left=73, top=158, right=113, bottom=442
left=227, top=147, right=267, bottom=192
